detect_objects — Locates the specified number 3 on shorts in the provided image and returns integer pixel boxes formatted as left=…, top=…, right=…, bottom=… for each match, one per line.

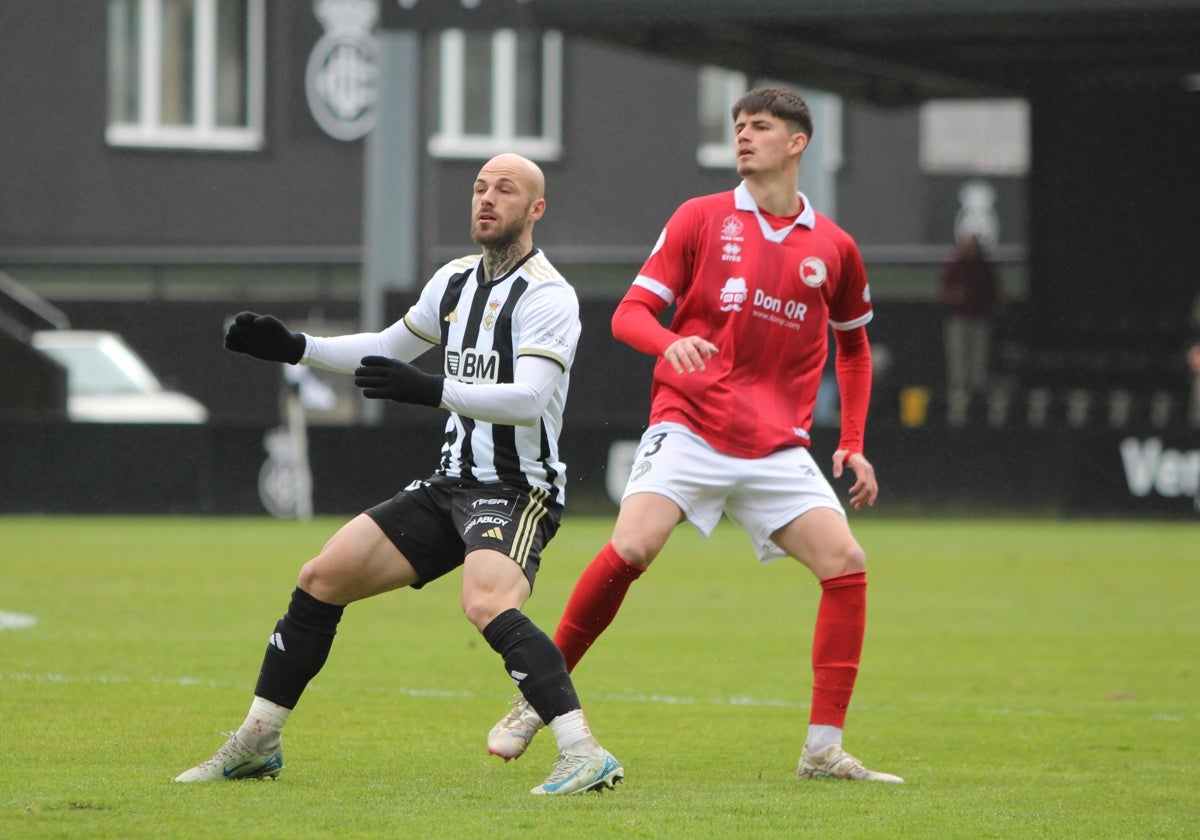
left=640, top=431, right=668, bottom=459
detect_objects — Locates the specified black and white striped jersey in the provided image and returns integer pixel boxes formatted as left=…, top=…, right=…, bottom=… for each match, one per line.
left=400, top=249, right=580, bottom=503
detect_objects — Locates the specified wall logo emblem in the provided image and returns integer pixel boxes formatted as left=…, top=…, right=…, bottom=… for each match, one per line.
left=306, top=0, right=380, bottom=141
left=954, top=179, right=1000, bottom=247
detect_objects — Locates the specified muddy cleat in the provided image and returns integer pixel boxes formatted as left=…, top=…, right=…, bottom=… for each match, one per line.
left=798, top=744, right=903, bottom=783
left=173, top=732, right=284, bottom=782
left=531, top=745, right=624, bottom=796
left=487, top=696, right=544, bottom=761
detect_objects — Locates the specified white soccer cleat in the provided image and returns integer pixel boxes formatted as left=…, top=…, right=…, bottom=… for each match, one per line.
left=487, top=696, right=545, bottom=761
left=797, top=744, right=903, bottom=783
left=530, top=745, right=624, bottom=795
left=173, top=732, right=284, bottom=782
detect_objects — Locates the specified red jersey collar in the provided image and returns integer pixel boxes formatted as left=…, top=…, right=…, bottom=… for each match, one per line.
left=734, top=182, right=815, bottom=243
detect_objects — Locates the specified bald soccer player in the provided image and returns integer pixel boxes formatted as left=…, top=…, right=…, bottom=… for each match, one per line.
left=174, top=154, right=623, bottom=797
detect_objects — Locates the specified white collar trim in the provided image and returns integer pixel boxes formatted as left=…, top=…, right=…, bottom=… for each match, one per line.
left=734, top=182, right=815, bottom=243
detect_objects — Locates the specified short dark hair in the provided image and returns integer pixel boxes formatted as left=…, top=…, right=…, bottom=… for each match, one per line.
left=731, top=87, right=813, bottom=138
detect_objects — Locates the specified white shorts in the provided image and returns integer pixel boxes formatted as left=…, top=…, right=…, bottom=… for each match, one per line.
left=622, top=422, right=845, bottom=563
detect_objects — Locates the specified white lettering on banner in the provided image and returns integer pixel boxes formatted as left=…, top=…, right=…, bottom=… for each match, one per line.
left=1119, top=437, right=1200, bottom=499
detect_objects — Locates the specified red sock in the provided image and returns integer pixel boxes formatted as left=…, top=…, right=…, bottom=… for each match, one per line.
left=810, top=571, right=867, bottom=728
left=554, top=542, right=645, bottom=671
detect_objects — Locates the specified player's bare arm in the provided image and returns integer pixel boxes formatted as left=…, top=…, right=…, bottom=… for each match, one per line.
left=832, top=450, right=878, bottom=510
left=663, top=335, right=719, bottom=374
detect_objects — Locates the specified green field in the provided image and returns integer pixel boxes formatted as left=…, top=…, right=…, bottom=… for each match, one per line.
left=1, top=516, right=1196, bottom=838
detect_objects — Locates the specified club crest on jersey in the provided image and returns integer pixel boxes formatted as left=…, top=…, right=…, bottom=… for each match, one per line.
left=720, top=215, right=745, bottom=240
left=799, top=257, right=828, bottom=288
left=719, top=277, right=748, bottom=312
left=483, top=299, right=502, bottom=330
left=649, top=226, right=667, bottom=256
left=445, top=348, right=499, bottom=383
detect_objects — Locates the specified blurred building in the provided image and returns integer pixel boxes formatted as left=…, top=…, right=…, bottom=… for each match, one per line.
left=0, top=1, right=1196, bottom=517
left=0, top=0, right=1036, bottom=426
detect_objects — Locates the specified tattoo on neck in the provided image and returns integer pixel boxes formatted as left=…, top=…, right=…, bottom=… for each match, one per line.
left=482, top=243, right=528, bottom=281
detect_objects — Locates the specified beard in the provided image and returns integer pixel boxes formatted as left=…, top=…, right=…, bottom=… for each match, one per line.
left=471, top=210, right=527, bottom=249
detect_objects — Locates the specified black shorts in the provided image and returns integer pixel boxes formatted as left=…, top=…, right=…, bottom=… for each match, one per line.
left=364, top=475, right=562, bottom=590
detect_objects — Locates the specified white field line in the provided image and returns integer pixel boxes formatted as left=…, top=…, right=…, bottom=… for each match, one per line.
left=0, top=671, right=1194, bottom=722
left=0, top=610, right=37, bottom=630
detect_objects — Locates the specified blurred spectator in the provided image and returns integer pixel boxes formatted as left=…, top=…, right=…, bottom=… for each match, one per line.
left=940, top=234, right=1004, bottom=398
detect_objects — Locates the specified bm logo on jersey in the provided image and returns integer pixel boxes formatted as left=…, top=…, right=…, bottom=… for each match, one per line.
left=445, top=348, right=500, bottom=383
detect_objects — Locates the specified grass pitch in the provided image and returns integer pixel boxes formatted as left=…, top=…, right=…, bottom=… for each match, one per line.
left=1, top=515, right=1196, bottom=838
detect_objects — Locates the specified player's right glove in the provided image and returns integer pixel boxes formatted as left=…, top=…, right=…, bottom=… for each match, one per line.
left=224, top=311, right=306, bottom=364
left=354, top=356, right=445, bottom=407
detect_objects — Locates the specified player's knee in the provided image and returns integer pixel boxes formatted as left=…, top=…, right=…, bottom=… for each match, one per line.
left=838, top=543, right=867, bottom=575
left=608, top=537, right=659, bottom=569
left=297, top=554, right=340, bottom=602
left=810, top=542, right=866, bottom=579
left=296, top=558, right=321, bottom=593
left=461, top=593, right=506, bottom=632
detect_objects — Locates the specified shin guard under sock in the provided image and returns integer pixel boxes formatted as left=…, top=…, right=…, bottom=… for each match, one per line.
left=555, top=542, right=644, bottom=671
left=810, top=571, right=867, bottom=728
left=254, top=587, right=344, bottom=709
left=483, top=608, right=579, bottom=724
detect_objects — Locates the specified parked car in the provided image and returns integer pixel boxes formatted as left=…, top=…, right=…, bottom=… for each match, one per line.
left=31, top=330, right=208, bottom=423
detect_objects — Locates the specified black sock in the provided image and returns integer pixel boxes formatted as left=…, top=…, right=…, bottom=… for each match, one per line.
left=253, top=587, right=344, bottom=709
left=483, top=608, right=580, bottom=724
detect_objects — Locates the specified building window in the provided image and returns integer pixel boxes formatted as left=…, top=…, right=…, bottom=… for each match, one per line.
left=697, top=69, right=843, bottom=175
left=429, top=29, right=562, bottom=160
left=107, top=0, right=265, bottom=150
left=696, top=69, right=843, bottom=216
left=919, top=99, right=1029, bottom=175
left=696, top=66, right=747, bottom=168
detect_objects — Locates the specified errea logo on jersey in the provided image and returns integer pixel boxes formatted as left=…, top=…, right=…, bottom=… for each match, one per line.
left=446, top=348, right=499, bottom=383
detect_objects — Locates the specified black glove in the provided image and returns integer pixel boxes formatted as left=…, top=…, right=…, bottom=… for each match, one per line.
left=224, top=311, right=306, bottom=364
left=354, top=355, right=445, bottom=407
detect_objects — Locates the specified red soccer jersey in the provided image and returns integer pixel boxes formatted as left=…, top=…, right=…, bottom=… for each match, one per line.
left=618, top=184, right=873, bottom=459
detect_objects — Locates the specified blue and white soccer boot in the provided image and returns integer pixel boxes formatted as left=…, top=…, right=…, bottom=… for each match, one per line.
left=531, top=744, right=624, bottom=795
left=174, top=732, right=284, bottom=782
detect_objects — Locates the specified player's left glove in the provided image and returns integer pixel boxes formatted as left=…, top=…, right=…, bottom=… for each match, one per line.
left=354, top=355, right=445, bottom=407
